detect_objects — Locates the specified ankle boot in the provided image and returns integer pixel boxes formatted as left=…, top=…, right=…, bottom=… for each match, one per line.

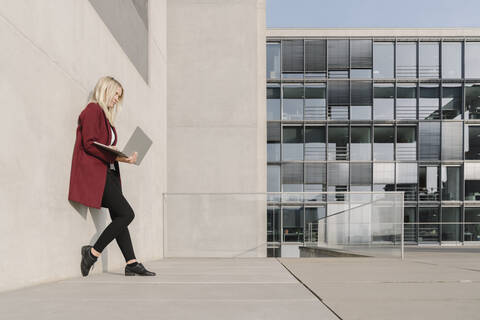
left=80, top=245, right=98, bottom=277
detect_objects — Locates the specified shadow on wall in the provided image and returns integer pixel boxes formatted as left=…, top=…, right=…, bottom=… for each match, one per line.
left=68, top=201, right=110, bottom=272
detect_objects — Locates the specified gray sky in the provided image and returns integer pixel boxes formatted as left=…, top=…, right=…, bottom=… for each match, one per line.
left=267, top=0, right=480, bottom=28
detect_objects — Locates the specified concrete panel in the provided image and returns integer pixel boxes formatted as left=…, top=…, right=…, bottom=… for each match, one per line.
left=0, top=0, right=167, bottom=292
left=166, top=0, right=266, bottom=257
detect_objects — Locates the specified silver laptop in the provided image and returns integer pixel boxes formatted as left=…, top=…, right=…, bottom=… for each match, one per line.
left=94, top=126, right=153, bottom=166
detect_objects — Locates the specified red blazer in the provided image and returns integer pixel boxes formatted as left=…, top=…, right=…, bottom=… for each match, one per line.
left=68, top=102, right=121, bottom=209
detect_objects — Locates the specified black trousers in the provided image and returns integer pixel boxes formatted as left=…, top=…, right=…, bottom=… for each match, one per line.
left=93, top=169, right=136, bottom=262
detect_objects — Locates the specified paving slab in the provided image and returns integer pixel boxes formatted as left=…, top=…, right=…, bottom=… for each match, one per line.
left=0, top=258, right=338, bottom=320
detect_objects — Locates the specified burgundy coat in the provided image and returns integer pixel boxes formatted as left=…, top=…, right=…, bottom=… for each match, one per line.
left=68, top=102, right=121, bottom=209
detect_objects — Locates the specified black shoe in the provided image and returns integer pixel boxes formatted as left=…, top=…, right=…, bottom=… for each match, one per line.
left=80, top=245, right=97, bottom=277
left=125, top=262, right=156, bottom=276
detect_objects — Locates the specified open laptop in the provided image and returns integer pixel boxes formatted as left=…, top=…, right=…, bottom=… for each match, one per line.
left=93, top=126, right=153, bottom=166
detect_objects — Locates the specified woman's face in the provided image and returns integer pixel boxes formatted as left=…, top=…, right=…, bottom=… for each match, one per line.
left=108, top=87, right=123, bottom=108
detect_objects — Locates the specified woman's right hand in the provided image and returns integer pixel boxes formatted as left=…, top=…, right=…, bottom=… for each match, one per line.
left=115, top=152, right=138, bottom=164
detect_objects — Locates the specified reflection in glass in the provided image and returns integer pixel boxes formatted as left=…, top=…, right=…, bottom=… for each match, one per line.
left=282, top=207, right=304, bottom=242
left=282, top=163, right=303, bottom=192
left=373, top=163, right=395, bottom=193
left=267, top=143, right=280, bottom=161
left=442, top=122, right=463, bottom=160
left=465, top=84, right=480, bottom=119
left=396, top=163, right=418, bottom=201
left=350, top=163, right=372, bottom=187
left=396, top=83, right=417, bottom=119
left=328, top=127, right=349, bottom=160
left=442, top=42, right=462, bottom=79
left=466, top=126, right=480, bottom=160
left=305, top=85, right=326, bottom=120
left=419, top=166, right=439, bottom=201
left=374, top=127, right=394, bottom=160
left=373, top=42, right=394, bottom=79
left=351, top=81, right=372, bottom=120
left=305, top=126, right=325, bottom=160
left=267, top=206, right=281, bottom=242
left=350, top=127, right=371, bottom=160
left=396, top=126, right=416, bottom=160
left=404, top=207, right=417, bottom=242
left=304, top=163, right=326, bottom=191
left=267, top=85, right=280, bottom=120
left=465, top=208, right=480, bottom=241
left=419, top=84, right=440, bottom=120
left=283, top=126, right=303, bottom=161
left=267, top=165, right=280, bottom=192
left=419, top=42, right=439, bottom=78
left=327, top=163, right=349, bottom=195
left=282, top=84, right=303, bottom=120
left=305, top=207, right=325, bottom=241
left=374, top=83, right=394, bottom=120
left=396, top=42, right=417, bottom=78
left=441, top=166, right=460, bottom=201
left=465, top=42, right=480, bottom=78
left=267, top=43, right=281, bottom=79
left=419, top=207, right=439, bottom=242
left=441, top=208, right=461, bottom=242
left=442, top=84, right=462, bottom=119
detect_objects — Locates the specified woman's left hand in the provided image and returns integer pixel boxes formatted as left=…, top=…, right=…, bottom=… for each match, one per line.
left=116, top=152, right=137, bottom=164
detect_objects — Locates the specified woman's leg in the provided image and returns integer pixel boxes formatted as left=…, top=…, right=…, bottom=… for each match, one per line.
left=92, top=170, right=136, bottom=262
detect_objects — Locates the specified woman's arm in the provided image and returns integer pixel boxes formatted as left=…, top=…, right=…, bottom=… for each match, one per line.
left=80, top=105, right=117, bottom=164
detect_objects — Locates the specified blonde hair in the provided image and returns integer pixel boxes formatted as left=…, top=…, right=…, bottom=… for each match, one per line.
left=90, top=76, right=124, bottom=126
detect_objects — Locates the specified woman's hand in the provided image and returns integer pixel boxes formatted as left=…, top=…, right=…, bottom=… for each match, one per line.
left=115, top=152, right=138, bottom=164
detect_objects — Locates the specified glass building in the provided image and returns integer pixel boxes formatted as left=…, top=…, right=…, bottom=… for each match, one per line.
left=266, top=34, right=480, bottom=256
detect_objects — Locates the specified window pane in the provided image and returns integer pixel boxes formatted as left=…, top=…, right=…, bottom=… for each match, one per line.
left=283, top=126, right=303, bottom=161
left=267, top=122, right=281, bottom=142
left=282, top=207, right=304, bottom=242
left=351, top=81, right=372, bottom=120
left=267, top=43, right=281, bottom=79
left=305, top=126, right=326, bottom=160
left=404, top=207, right=417, bottom=242
left=327, top=80, right=349, bottom=105
left=282, top=163, right=303, bottom=191
left=267, top=143, right=280, bottom=161
left=441, top=166, right=461, bottom=201
left=396, top=163, right=418, bottom=201
left=465, top=208, right=480, bottom=241
left=282, top=84, right=303, bottom=120
left=396, top=126, right=416, bottom=160
left=419, top=166, right=439, bottom=201
left=328, top=163, right=349, bottom=186
left=305, top=40, right=326, bottom=72
left=267, top=85, right=280, bottom=120
left=350, top=69, right=372, bottom=79
left=351, top=163, right=372, bottom=185
left=419, top=207, right=439, bottom=242
left=466, top=126, right=480, bottom=159
left=374, top=127, right=394, bottom=160
left=442, top=207, right=461, bottom=242
left=441, top=122, right=463, bottom=160
left=442, top=42, right=462, bottom=79
left=305, top=163, right=326, bottom=188
left=396, top=83, right=417, bottom=119
left=282, top=40, right=304, bottom=73
left=351, top=127, right=371, bottom=160
left=373, top=42, right=394, bottom=79
left=305, top=85, right=326, bottom=120
left=419, top=42, right=439, bottom=78
left=374, top=83, right=394, bottom=120
left=419, top=84, right=440, bottom=120
left=267, top=165, right=280, bottom=192
left=465, top=84, right=480, bottom=120
left=442, top=84, right=462, bottom=119
left=465, top=42, right=480, bottom=78
left=374, top=163, right=395, bottom=192
left=328, top=39, right=349, bottom=69
left=464, top=163, right=480, bottom=200
left=419, top=122, right=440, bottom=160
left=351, top=39, right=372, bottom=68
left=267, top=206, right=281, bottom=242
left=396, top=42, right=417, bottom=78
left=328, top=127, right=348, bottom=160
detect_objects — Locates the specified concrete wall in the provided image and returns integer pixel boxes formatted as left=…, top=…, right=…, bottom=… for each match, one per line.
left=0, top=0, right=167, bottom=292
left=166, top=0, right=267, bottom=257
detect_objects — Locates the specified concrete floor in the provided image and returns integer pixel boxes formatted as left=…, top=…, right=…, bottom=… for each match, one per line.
left=1, top=248, right=480, bottom=320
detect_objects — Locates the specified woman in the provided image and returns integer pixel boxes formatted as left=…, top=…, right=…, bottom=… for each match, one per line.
left=69, top=76, right=155, bottom=277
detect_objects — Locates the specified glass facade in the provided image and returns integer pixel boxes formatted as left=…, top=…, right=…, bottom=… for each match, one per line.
left=267, top=37, right=480, bottom=254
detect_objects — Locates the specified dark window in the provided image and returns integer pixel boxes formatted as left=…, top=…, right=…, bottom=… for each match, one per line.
left=350, top=40, right=372, bottom=68
left=282, top=164, right=303, bottom=191
left=351, top=81, right=372, bottom=120
left=328, top=127, right=349, bottom=160
left=282, top=207, right=304, bottom=242
left=305, top=163, right=326, bottom=191
left=465, top=164, right=480, bottom=201
left=305, top=126, right=326, bottom=161
left=465, top=84, right=480, bottom=119
left=327, top=80, right=349, bottom=105
left=419, top=166, right=439, bottom=201
left=465, top=208, right=480, bottom=241
left=374, top=127, right=394, bottom=160
left=419, top=122, right=441, bottom=160
left=466, top=126, right=480, bottom=160
left=283, top=126, right=303, bottom=161
left=305, top=40, right=326, bottom=72
left=418, top=207, right=439, bottom=242
left=282, top=40, right=304, bottom=73
left=441, top=166, right=461, bottom=201
left=305, top=85, right=326, bottom=120
left=328, top=39, right=349, bottom=69
left=351, top=127, right=371, bottom=161
left=374, top=83, right=394, bottom=120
